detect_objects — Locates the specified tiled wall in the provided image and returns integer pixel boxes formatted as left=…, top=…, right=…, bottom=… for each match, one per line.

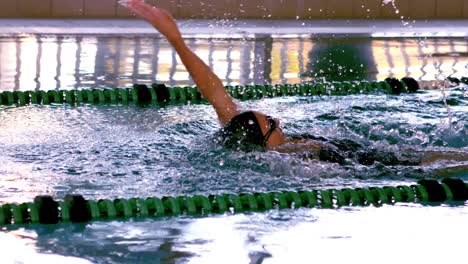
left=0, top=0, right=467, bottom=18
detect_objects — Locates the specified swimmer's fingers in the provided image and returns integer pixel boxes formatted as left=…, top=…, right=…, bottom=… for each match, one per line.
left=126, top=0, right=181, bottom=41
left=128, top=0, right=171, bottom=22
left=127, top=1, right=159, bottom=21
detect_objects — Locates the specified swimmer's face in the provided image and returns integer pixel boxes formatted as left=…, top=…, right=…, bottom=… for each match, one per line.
left=253, top=112, right=288, bottom=150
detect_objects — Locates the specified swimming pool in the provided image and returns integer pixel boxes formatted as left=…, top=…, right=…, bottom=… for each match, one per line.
left=1, top=33, right=467, bottom=263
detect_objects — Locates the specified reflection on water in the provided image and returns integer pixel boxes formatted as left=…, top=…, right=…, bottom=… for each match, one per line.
left=304, top=37, right=377, bottom=81
left=2, top=205, right=468, bottom=263
left=0, top=35, right=467, bottom=91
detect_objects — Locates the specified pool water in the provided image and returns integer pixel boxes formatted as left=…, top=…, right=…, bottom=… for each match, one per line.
left=0, top=34, right=467, bottom=263
left=1, top=35, right=467, bottom=90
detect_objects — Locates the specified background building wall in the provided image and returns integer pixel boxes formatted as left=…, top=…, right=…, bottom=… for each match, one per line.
left=0, top=0, right=467, bottom=19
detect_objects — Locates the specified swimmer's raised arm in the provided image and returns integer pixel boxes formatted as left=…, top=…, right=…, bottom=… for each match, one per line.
left=126, top=0, right=239, bottom=124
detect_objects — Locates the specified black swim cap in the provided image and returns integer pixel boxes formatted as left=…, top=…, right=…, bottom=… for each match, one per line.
left=216, top=111, right=265, bottom=151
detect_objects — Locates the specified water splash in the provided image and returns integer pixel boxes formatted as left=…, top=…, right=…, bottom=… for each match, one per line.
left=382, top=0, right=399, bottom=14
left=381, top=0, right=412, bottom=27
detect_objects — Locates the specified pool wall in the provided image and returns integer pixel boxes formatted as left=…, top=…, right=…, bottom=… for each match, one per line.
left=1, top=0, right=467, bottom=19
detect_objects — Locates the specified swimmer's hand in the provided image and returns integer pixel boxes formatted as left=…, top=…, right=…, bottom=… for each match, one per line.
left=126, top=0, right=182, bottom=43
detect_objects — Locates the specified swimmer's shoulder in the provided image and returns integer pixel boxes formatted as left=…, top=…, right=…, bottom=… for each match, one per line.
left=272, top=138, right=329, bottom=153
left=273, top=136, right=347, bottom=164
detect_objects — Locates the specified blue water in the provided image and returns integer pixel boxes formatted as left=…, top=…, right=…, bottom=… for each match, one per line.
left=0, top=34, right=467, bottom=263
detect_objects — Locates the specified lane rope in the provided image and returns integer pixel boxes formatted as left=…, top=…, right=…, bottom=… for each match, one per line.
left=1, top=178, right=466, bottom=226
left=0, top=76, right=444, bottom=107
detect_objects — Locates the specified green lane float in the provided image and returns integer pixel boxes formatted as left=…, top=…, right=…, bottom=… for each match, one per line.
left=0, top=178, right=466, bottom=226
left=0, top=77, right=429, bottom=107
left=1, top=76, right=466, bottom=107
left=447, top=76, right=468, bottom=86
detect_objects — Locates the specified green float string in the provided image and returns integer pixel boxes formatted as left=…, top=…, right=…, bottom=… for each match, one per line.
left=1, top=178, right=466, bottom=226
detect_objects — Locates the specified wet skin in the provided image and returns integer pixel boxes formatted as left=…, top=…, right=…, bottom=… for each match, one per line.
left=252, top=112, right=287, bottom=149
left=253, top=112, right=325, bottom=154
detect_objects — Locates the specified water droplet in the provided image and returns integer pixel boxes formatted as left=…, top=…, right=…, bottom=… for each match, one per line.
left=248, top=119, right=254, bottom=125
